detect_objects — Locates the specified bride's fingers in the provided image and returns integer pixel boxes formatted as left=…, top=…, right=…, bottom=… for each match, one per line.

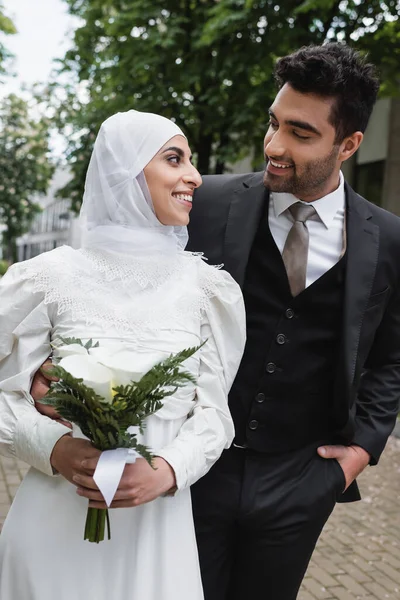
left=77, top=487, right=147, bottom=509
left=76, top=488, right=103, bottom=500
left=72, top=473, right=98, bottom=489
left=80, top=457, right=98, bottom=472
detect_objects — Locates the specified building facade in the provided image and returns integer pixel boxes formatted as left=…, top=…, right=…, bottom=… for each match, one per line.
left=16, top=170, right=80, bottom=262
left=342, top=97, right=400, bottom=215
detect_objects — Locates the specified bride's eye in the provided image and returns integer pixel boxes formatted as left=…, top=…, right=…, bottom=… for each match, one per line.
left=167, top=155, right=181, bottom=164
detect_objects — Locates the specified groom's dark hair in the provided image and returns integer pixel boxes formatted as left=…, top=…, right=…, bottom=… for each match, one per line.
left=274, top=43, right=380, bottom=143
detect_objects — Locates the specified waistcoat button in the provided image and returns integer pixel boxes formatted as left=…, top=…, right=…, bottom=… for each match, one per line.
left=285, top=308, right=295, bottom=319
left=248, top=419, right=259, bottom=430
left=276, top=333, right=286, bottom=345
left=266, top=362, right=276, bottom=373
left=255, top=393, right=265, bottom=403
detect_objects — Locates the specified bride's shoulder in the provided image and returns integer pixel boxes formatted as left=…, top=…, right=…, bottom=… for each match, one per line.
left=2, top=246, right=76, bottom=282
left=16, top=245, right=77, bottom=272
left=183, top=251, right=241, bottom=297
left=0, top=247, right=80, bottom=313
left=2, top=247, right=82, bottom=293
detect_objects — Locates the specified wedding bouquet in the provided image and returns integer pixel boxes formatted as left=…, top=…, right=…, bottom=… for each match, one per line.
left=41, top=338, right=202, bottom=543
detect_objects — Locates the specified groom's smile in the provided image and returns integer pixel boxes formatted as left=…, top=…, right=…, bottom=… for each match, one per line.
left=266, top=158, right=294, bottom=176
left=262, top=83, right=344, bottom=202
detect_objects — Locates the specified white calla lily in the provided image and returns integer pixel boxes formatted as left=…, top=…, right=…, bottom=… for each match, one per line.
left=58, top=354, right=114, bottom=403
left=54, top=343, right=89, bottom=359
left=93, top=349, right=167, bottom=386
left=87, top=346, right=113, bottom=362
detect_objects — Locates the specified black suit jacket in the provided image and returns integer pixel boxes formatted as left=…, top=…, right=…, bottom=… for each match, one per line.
left=187, top=171, right=400, bottom=467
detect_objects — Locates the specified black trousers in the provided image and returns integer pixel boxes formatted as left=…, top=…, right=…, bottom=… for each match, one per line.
left=191, top=442, right=346, bottom=600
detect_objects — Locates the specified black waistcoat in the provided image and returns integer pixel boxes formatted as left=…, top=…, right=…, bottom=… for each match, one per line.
left=230, top=198, right=347, bottom=453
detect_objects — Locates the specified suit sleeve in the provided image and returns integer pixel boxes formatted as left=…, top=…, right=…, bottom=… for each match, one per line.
left=187, top=175, right=234, bottom=261
left=352, top=284, right=400, bottom=464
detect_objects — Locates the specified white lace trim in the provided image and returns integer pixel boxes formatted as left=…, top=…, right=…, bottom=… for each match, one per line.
left=20, top=246, right=224, bottom=339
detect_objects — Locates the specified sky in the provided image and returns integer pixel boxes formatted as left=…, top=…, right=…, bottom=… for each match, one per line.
left=1, top=0, right=78, bottom=98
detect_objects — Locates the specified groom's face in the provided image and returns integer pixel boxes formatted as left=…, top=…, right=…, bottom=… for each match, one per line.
left=263, top=83, right=341, bottom=202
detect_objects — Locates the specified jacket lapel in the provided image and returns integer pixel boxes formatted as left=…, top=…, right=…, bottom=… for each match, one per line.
left=336, top=184, right=380, bottom=412
left=223, top=172, right=266, bottom=287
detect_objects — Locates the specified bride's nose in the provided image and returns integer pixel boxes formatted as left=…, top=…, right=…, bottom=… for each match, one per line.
left=182, top=165, right=202, bottom=188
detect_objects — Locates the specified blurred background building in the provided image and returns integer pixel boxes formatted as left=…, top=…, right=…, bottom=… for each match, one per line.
left=16, top=169, right=80, bottom=262
left=342, top=97, right=400, bottom=215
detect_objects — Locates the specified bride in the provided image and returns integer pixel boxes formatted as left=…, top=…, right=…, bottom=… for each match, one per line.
left=0, top=110, right=245, bottom=600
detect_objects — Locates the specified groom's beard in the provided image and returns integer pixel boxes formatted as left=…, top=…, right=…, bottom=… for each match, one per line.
left=263, top=145, right=339, bottom=199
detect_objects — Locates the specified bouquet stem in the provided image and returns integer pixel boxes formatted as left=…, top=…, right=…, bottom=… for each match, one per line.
left=84, top=507, right=111, bottom=543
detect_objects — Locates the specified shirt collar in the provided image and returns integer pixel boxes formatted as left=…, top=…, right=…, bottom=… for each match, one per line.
left=272, top=171, right=345, bottom=229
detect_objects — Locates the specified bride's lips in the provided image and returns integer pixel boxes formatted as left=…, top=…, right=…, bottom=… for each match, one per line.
left=172, top=193, right=193, bottom=208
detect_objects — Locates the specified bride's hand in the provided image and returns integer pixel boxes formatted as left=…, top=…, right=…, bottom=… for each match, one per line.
left=50, top=435, right=102, bottom=486
left=73, top=456, right=177, bottom=509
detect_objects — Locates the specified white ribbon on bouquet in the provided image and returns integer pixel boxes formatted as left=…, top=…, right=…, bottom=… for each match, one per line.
left=93, top=448, right=142, bottom=507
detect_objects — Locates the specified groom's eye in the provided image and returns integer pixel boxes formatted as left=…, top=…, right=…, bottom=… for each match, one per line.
left=293, top=131, right=311, bottom=140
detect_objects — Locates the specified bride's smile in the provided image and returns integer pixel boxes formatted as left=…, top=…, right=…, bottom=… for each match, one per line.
left=144, top=135, right=202, bottom=227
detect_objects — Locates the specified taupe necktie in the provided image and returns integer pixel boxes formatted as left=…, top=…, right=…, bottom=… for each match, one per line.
left=282, top=202, right=317, bottom=297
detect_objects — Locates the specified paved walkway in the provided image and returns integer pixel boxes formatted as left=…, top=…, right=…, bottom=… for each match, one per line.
left=1, top=437, right=399, bottom=598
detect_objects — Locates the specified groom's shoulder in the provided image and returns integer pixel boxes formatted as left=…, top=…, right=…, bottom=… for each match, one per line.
left=347, top=182, right=400, bottom=234
left=188, top=172, right=262, bottom=253
left=196, top=172, right=263, bottom=197
left=193, top=172, right=263, bottom=212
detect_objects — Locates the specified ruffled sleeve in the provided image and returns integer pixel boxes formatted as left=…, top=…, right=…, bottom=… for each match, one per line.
left=0, top=263, right=71, bottom=476
left=157, top=266, right=246, bottom=490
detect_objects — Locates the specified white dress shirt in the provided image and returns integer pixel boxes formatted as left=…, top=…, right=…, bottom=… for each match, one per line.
left=268, top=172, right=345, bottom=288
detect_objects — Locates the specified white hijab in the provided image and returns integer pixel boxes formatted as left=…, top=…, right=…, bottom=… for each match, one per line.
left=80, top=110, right=188, bottom=255
left=20, top=109, right=225, bottom=341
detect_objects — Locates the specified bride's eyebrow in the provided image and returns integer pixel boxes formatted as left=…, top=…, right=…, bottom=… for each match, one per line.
left=160, top=146, right=184, bottom=157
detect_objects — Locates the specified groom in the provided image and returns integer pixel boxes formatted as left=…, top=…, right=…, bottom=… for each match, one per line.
left=31, top=44, right=400, bottom=600
left=186, top=43, right=400, bottom=600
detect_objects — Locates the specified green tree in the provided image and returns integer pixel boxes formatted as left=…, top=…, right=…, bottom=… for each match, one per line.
left=0, top=94, right=55, bottom=262
left=53, top=0, right=400, bottom=210
left=0, top=2, right=16, bottom=76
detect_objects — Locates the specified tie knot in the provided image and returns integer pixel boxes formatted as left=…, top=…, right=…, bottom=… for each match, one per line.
left=288, top=202, right=316, bottom=223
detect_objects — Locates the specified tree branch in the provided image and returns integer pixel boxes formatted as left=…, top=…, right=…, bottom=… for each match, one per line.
left=321, top=0, right=342, bottom=40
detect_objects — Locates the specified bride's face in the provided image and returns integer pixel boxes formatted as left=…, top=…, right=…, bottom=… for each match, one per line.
left=143, top=135, right=202, bottom=226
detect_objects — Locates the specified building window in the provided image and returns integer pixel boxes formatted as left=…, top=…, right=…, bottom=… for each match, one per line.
left=354, top=161, right=385, bottom=206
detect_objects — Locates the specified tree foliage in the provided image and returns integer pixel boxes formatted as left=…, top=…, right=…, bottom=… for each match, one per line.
left=52, top=0, right=400, bottom=210
left=0, top=95, right=55, bottom=262
left=0, top=2, right=16, bottom=76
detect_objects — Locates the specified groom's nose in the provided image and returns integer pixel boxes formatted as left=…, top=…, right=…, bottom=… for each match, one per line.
left=265, top=129, right=287, bottom=158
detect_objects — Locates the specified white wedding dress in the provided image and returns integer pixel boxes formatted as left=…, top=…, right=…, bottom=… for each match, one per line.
left=0, top=246, right=245, bottom=600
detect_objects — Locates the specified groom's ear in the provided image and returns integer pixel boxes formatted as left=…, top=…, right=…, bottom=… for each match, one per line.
left=338, top=131, right=363, bottom=163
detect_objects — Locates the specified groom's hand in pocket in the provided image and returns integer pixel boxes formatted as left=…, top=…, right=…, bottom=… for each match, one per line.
left=317, top=444, right=370, bottom=491
left=74, top=456, right=177, bottom=508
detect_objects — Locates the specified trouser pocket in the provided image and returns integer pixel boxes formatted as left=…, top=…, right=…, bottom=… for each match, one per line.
left=330, top=458, right=346, bottom=498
